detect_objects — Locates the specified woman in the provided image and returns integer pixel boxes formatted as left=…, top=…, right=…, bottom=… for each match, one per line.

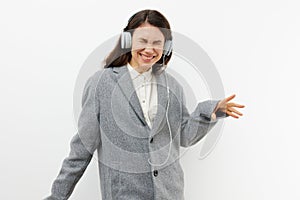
left=44, top=9, right=244, bottom=200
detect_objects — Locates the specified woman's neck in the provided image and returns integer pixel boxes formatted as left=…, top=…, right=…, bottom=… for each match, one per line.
left=129, top=61, right=152, bottom=74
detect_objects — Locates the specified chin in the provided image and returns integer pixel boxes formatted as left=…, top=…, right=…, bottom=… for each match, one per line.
left=139, top=60, right=159, bottom=68
left=139, top=64, right=153, bottom=69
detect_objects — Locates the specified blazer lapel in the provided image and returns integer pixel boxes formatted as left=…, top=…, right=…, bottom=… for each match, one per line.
left=111, top=65, right=148, bottom=127
left=150, top=71, right=168, bottom=137
left=111, top=65, right=169, bottom=136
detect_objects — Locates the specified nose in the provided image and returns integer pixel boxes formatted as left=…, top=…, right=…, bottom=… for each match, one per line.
left=144, top=44, right=155, bottom=53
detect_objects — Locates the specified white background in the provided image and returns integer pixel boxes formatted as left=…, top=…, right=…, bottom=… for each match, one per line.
left=1, top=0, right=299, bottom=199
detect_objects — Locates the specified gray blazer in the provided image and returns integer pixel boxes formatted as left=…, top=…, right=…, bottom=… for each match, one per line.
left=44, top=65, right=222, bottom=200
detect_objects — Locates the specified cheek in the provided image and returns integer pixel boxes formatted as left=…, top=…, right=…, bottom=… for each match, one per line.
left=131, top=50, right=139, bottom=59
left=155, top=48, right=163, bottom=58
left=155, top=44, right=164, bottom=54
left=157, top=48, right=164, bottom=55
left=131, top=42, right=144, bottom=52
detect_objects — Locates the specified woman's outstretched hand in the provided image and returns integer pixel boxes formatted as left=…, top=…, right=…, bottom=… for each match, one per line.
left=212, top=94, right=245, bottom=120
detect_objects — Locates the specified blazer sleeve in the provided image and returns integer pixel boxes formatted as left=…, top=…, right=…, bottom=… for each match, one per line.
left=44, top=72, right=102, bottom=200
left=180, top=88, right=226, bottom=147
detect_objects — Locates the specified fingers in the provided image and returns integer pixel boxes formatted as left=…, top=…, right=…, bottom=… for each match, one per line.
left=219, top=94, right=245, bottom=119
left=228, top=107, right=243, bottom=116
left=226, top=104, right=245, bottom=119
left=228, top=102, right=245, bottom=108
left=226, top=110, right=239, bottom=118
left=225, top=94, right=236, bottom=102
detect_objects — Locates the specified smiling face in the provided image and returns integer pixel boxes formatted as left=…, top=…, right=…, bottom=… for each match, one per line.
left=129, top=23, right=165, bottom=73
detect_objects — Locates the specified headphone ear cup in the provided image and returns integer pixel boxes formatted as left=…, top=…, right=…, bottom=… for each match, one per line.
left=163, top=40, right=173, bottom=56
left=121, top=32, right=132, bottom=49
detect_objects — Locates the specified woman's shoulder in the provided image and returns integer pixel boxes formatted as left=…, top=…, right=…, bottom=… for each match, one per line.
left=88, top=67, right=114, bottom=82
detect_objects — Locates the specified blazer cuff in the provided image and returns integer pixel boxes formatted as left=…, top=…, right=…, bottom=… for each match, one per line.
left=195, top=100, right=220, bottom=122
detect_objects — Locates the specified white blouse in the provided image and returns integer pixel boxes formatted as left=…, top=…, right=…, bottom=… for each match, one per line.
left=127, top=63, right=158, bottom=129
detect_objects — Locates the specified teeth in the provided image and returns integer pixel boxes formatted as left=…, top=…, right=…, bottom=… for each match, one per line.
left=140, top=54, right=153, bottom=61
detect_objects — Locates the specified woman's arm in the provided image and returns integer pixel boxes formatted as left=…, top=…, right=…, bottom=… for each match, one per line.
left=180, top=98, right=220, bottom=147
left=44, top=71, right=102, bottom=200
left=180, top=91, right=244, bottom=147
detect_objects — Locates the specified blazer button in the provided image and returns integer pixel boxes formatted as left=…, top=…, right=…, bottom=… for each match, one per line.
left=153, top=170, right=158, bottom=177
left=150, top=137, right=153, bottom=143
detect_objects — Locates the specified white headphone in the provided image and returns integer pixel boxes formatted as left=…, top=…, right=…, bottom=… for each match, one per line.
left=120, top=31, right=173, bottom=56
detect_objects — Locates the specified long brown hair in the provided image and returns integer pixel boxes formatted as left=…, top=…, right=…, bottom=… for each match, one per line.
left=104, top=9, right=173, bottom=74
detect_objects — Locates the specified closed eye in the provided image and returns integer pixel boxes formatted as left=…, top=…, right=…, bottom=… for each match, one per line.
left=138, top=38, right=147, bottom=43
left=153, top=41, right=162, bottom=45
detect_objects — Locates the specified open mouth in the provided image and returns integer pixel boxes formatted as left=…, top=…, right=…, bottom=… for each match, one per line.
left=139, top=53, right=155, bottom=62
